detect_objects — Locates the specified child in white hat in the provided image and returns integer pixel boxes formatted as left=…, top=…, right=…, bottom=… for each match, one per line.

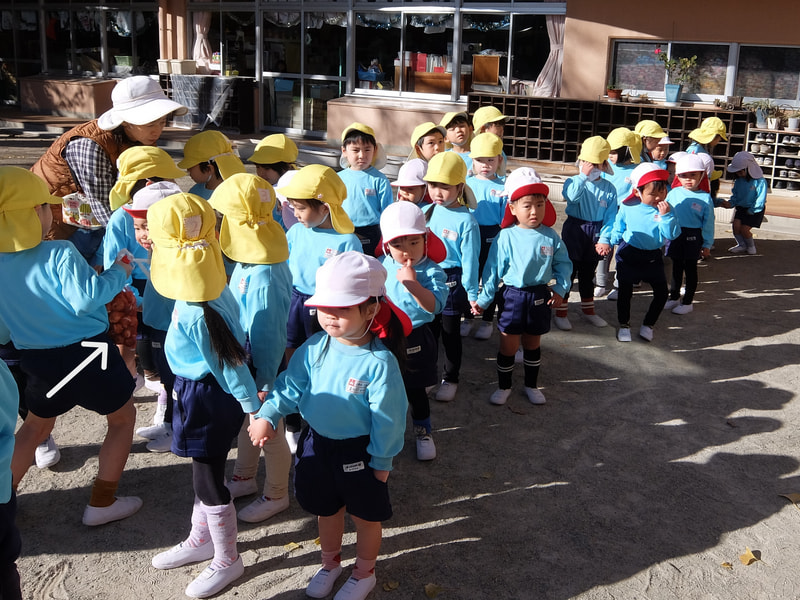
left=249, top=251, right=409, bottom=600
left=208, top=173, right=293, bottom=523
left=473, top=167, right=571, bottom=406
left=664, top=155, right=716, bottom=315
left=0, top=167, right=139, bottom=527
left=722, top=151, right=767, bottom=255
left=390, top=159, right=429, bottom=206
left=596, top=164, right=680, bottom=342
left=378, top=201, right=448, bottom=460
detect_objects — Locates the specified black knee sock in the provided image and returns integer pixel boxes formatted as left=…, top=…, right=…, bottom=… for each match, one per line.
left=496, top=352, right=515, bottom=389
left=523, top=347, right=541, bottom=389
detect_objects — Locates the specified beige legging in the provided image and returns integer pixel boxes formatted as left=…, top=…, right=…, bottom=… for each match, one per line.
left=233, top=417, right=291, bottom=499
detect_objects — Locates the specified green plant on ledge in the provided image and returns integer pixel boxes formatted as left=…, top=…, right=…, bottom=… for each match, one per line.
left=607, top=81, right=621, bottom=91
left=654, top=47, right=698, bottom=86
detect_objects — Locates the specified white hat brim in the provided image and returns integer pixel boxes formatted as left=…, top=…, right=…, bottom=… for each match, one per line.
left=98, top=98, right=189, bottom=130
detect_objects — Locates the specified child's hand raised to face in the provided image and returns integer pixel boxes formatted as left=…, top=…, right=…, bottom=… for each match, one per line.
left=656, top=200, right=671, bottom=215
left=396, top=259, right=418, bottom=286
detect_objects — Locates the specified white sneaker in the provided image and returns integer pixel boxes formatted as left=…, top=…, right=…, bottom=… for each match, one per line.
left=238, top=495, right=290, bottom=523
left=334, top=574, right=377, bottom=600
left=593, top=286, right=607, bottom=298
left=489, top=388, right=512, bottom=405
left=728, top=244, right=746, bottom=254
left=582, top=313, right=607, bottom=327
left=746, top=245, right=757, bottom=255
left=435, top=381, right=457, bottom=402
left=152, top=540, right=215, bottom=570
left=663, top=299, right=681, bottom=311
left=459, top=320, right=473, bottom=337
left=144, top=374, right=162, bottom=393
left=672, top=303, right=694, bottom=315
left=307, top=565, right=343, bottom=598
left=226, top=477, right=258, bottom=499
left=286, top=430, right=301, bottom=455
left=185, top=556, right=244, bottom=599
left=82, top=496, right=142, bottom=526
left=553, top=316, right=572, bottom=331
left=473, top=321, right=493, bottom=340
left=639, top=325, right=654, bottom=342
left=35, top=435, right=61, bottom=469
left=146, top=426, right=173, bottom=453
left=607, top=288, right=619, bottom=301
left=135, top=422, right=169, bottom=440
left=617, top=327, right=632, bottom=342
left=414, top=427, right=436, bottom=461
left=524, top=387, right=546, bottom=405
left=133, top=373, right=145, bottom=393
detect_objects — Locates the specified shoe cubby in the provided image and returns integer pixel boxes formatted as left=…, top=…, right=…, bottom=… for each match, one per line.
left=748, top=128, right=800, bottom=193
left=468, top=93, right=749, bottom=180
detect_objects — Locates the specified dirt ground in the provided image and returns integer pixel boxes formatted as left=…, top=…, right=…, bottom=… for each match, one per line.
left=5, top=133, right=800, bottom=599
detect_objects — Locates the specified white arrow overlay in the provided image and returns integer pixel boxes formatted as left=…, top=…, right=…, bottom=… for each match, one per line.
left=46, top=341, right=109, bottom=399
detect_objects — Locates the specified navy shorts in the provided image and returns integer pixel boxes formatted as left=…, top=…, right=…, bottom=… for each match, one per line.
left=0, top=492, right=21, bottom=568
left=478, top=224, right=501, bottom=268
left=615, top=242, right=666, bottom=285
left=562, top=217, right=603, bottom=264
left=294, top=427, right=392, bottom=522
left=404, top=324, right=438, bottom=389
left=497, top=285, right=552, bottom=336
left=733, top=206, right=764, bottom=229
left=171, top=374, right=244, bottom=458
left=286, top=288, right=318, bottom=349
left=442, top=267, right=469, bottom=316
left=666, top=227, right=702, bottom=260
left=149, top=328, right=175, bottom=393
left=19, top=332, right=134, bottom=419
left=354, top=224, right=382, bottom=258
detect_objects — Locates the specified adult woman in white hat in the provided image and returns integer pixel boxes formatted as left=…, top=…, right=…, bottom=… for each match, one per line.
left=31, top=76, right=187, bottom=262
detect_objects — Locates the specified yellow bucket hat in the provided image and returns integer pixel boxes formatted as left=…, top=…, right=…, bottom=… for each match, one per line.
left=209, top=173, right=289, bottom=265
left=248, top=134, right=298, bottom=165
left=439, top=111, right=469, bottom=129
left=689, top=117, right=728, bottom=144
left=147, top=192, right=227, bottom=302
left=408, top=122, right=447, bottom=159
left=606, top=127, right=642, bottom=165
left=276, top=164, right=354, bottom=234
left=423, top=152, right=476, bottom=208
left=176, top=130, right=246, bottom=180
left=0, top=167, right=62, bottom=253
left=469, top=132, right=504, bottom=159
left=110, top=146, right=185, bottom=211
left=340, top=122, right=387, bottom=169
left=578, top=136, right=611, bottom=164
left=472, top=106, right=507, bottom=132
left=634, top=120, right=667, bottom=139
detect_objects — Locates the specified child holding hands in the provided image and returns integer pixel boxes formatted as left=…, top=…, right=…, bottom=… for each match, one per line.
left=249, top=252, right=408, bottom=600
left=472, top=168, right=571, bottom=406
left=596, top=164, right=680, bottom=342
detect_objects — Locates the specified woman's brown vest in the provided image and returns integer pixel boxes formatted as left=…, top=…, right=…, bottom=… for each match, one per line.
left=31, top=120, right=133, bottom=239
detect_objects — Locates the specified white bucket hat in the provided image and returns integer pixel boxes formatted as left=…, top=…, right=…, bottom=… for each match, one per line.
left=305, top=251, right=386, bottom=307
left=391, top=159, right=428, bottom=188
left=98, top=76, right=188, bottom=130
left=675, top=154, right=707, bottom=176
left=727, top=151, right=763, bottom=179
left=123, top=181, right=182, bottom=218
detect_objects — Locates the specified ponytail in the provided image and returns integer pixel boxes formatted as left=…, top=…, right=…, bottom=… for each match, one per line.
left=201, top=302, right=248, bottom=368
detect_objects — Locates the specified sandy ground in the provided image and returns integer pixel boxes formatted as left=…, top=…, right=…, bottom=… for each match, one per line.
left=5, top=134, right=800, bottom=599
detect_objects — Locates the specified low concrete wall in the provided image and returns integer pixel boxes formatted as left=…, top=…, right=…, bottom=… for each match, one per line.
left=20, top=76, right=116, bottom=120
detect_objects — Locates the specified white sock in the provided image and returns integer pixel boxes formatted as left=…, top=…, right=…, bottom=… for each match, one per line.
left=203, top=502, right=238, bottom=569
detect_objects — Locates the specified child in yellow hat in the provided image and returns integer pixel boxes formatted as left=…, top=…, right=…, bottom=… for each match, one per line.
left=147, top=192, right=259, bottom=598
left=423, top=152, right=480, bottom=402
left=463, top=132, right=506, bottom=340
left=634, top=119, right=668, bottom=163
left=249, top=251, right=409, bottom=600
left=208, top=173, right=293, bottom=523
left=560, top=136, right=618, bottom=326
left=0, top=166, right=140, bottom=527
left=339, top=123, right=392, bottom=257
left=408, top=122, right=446, bottom=162
left=686, top=116, right=728, bottom=200
left=440, top=111, right=473, bottom=167
left=178, top=130, right=246, bottom=201
left=472, top=105, right=508, bottom=138
left=248, top=133, right=298, bottom=185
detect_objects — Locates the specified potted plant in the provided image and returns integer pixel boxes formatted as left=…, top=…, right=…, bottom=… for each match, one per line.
left=745, top=99, right=789, bottom=130
left=788, top=109, right=800, bottom=132
left=606, top=81, right=622, bottom=101
left=654, top=47, right=697, bottom=104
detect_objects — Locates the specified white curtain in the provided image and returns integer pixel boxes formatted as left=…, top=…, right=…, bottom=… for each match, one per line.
left=193, top=12, right=212, bottom=74
left=531, top=15, right=565, bottom=97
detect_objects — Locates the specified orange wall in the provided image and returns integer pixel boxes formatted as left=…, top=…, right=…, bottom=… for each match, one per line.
left=562, top=0, right=797, bottom=100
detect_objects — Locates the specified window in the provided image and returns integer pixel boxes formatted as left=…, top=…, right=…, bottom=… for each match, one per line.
left=736, top=46, right=800, bottom=101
